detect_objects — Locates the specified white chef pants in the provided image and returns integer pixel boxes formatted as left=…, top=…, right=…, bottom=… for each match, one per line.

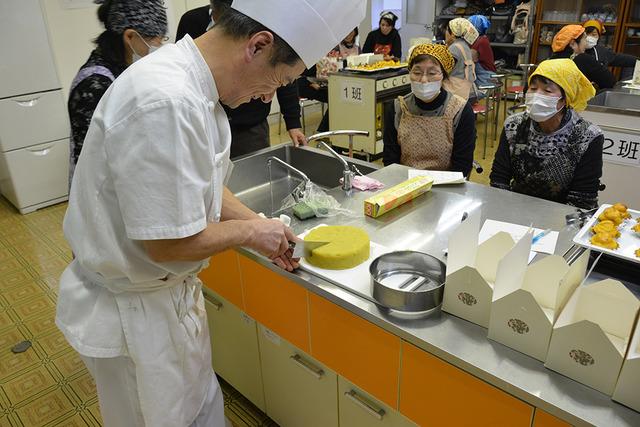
left=81, top=355, right=229, bottom=427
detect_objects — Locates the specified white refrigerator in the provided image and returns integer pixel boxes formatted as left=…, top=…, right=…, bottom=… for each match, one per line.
left=0, top=0, right=70, bottom=214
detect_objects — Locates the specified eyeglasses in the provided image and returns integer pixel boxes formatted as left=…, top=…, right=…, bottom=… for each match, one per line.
left=409, top=69, right=443, bottom=81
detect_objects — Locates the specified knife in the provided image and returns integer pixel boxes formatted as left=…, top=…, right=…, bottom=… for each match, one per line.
left=291, top=240, right=330, bottom=259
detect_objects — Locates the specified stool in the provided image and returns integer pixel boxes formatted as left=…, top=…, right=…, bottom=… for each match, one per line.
left=475, top=83, right=499, bottom=159
left=278, top=98, right=326, bottom=135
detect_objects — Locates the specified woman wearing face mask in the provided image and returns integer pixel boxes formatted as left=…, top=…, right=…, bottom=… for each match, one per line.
left=363, top=11, right=402, bottom=61
left=445, top=18, right=479, bottom=101
left=331, top=28, right=360, bottom=58
left=550, top=24, right=614, bottom=91
left=68, top=0, right=167, bottom=185
left=383, top=44, right=476, bottom=176
left=490, top=59, right=603, bottom=209
left=583, top=20, right=637, bottom=81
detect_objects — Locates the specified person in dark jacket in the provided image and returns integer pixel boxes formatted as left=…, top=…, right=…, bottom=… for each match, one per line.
left=68, top=0, right=167, bottom=185
left=550, top=24, right=615, bottom=91
left=176, top=0, right=306, bottom=158
left=490, top=59, right=603, bottom=209
left=383, top=44, right=476, bottom=177
left=363, top=11, right=402, bottom=60
left=583, top=19, right=637, bottom=81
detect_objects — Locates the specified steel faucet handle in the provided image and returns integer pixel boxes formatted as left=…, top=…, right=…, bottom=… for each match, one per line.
left=342, top=169, right=355, bottom=191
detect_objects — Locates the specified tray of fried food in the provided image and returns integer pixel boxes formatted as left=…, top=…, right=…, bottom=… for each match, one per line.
left=573, top=203, right=640, bottom=262
left=345, top=60, right=408, bottom=72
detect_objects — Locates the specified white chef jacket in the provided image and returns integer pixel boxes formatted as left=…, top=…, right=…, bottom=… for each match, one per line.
left=56, top=34, right=231, bottom=358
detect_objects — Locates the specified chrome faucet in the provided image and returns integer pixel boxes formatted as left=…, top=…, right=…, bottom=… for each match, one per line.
left=306, top=130, right=369, bottom=192
left=306, top=130, right=369, bottom=158
left=266, top=156, right=310, bottom=202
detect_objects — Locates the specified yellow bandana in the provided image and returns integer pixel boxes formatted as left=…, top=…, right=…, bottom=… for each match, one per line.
left=529, top=59, right=596, bottom=111
left=408, top=43, right=455, bottom=74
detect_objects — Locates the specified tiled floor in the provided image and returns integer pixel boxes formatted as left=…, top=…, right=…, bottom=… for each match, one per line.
left=0, top=103, right=502, bottom=427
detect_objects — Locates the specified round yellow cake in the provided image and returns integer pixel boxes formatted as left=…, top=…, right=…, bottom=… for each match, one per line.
left=305, top=225, right=370, bottom=270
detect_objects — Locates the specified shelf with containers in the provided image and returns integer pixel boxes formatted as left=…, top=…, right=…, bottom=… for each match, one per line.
left=618, top=0, right=640, bottom=58
left=433, top=0, right=537, bottom=70
left=531, top=0, right=624, bottom=63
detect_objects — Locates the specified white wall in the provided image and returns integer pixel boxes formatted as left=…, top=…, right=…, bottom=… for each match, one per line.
left=40, top=0, right=201, bottom=100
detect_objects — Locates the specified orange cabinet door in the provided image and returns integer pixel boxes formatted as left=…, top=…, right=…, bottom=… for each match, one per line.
left=309, top=293, right=401, bottom=409
left=199, top=250, right=243, bottom=309
left=400, top=342, right=534, bottom=427
left=239, top=255, right=310, bottom=353
left=533, top=409, right=572, bottom=427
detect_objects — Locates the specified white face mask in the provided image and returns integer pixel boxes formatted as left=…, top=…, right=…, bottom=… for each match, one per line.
left=586, top=36, right=598, bottom=49
left=411, top=81, right=442, bottom=102
left=525, top=93, right=563, bottom=122
left=129, top=32, right=161, bottom=63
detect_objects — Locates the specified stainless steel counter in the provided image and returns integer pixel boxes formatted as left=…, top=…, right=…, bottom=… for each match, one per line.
left=236, top=163, right=640, bottom=427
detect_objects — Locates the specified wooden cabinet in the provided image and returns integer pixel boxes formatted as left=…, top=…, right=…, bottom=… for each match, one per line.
left=308, top=292, right=401, bottom=409
left=258, top=325, right=338, bottom=427
left=203, top=289, right=266, bottom=411
left=532, top=0, right=626, bottom=64
left=199, top=250, right=244, bottom=309
left=399, top=342, right=534, bottom=427
left=338, top=376, right=417, bottom=427
left=533, top=409, right=572, bottom=427
left=239, top=255, right=311, bottom=352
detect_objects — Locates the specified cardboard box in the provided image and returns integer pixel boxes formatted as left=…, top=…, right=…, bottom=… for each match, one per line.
left=612, top=316, right=640, bottom=411
left=442, top=211, right=517, bottom=328
left=363, top=176, right=433, bottom=218
left=545, top=279, right=640, bottom=395
left=488, top=231, right=590, bottom=362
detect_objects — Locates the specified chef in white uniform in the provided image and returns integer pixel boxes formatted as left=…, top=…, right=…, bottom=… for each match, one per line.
left=55, top=0, right=366, bottom=426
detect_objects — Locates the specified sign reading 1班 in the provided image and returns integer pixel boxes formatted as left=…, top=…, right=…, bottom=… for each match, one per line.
left=601, top=128, right=640, bottom=167
left=341, top=81, right=364, bottom=105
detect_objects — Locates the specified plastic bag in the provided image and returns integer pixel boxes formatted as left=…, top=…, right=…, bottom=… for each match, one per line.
left=277, top=182, right=358, bottom=218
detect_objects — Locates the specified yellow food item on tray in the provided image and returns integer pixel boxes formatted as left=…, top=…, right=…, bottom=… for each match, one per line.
left=352, top=60, right=406, bottom=70
left=633, top=224, right=640, bottom=234
left=636, top=249, right=640, bottom=258
left=304, top=225, right=370, bottom=270
left=612, top=203, right=631, bottom=219
left=591, top=220, right=620, bottom=237
left=590, top=233, right=619, bottom=250
left=598, top=207, right=624, bottom=225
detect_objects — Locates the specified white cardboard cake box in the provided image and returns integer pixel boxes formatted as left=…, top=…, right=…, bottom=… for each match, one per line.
left=488, top=229, right=590, bottom=362
left=612, top=315, right=640, bottom=411
left=442, top=211, right=516, bottom=328
left=545, top=279, right=640, bottom=396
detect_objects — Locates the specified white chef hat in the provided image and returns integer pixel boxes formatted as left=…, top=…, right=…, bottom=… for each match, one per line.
left=231, top=0, right=367, bottom=67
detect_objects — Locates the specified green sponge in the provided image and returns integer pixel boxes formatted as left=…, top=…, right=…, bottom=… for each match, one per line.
left=293, top=202, right=316, bottom=220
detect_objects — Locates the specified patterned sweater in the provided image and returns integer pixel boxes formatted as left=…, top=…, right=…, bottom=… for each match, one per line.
left=68, top=49, right=125, bottom=181
left=489, top=109, right=604, bottom=209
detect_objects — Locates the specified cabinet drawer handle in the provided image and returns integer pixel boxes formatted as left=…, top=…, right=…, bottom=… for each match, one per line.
left=289, top=354, right=324, bottom=380
left=15, top=97, right=41, bottom=107
left=344, top=390, right=385, bottom=421
left=204, top=294, right=223, bottom=311
left=27, top=146, right=53, bottom=156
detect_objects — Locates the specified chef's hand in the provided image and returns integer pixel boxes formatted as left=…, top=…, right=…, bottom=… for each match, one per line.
left=288, top=128, right=307, bottom=147
left=272, top=246, right=300, bottom=272
left=247, top=218, right=297, bottom=260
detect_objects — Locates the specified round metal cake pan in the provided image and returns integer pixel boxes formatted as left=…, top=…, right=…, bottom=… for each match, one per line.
left=370, top=251, right=446, bottom=312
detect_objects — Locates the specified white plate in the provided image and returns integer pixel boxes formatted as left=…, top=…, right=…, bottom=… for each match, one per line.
left=297, top=225, right=393, bottom=302
left=572, top=204, right=640, bottom=263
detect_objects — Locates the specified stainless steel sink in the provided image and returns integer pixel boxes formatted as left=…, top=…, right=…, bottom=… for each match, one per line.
left=227, top=144, right=380, bottom=215
left=588, top=90, right=640, bottom=112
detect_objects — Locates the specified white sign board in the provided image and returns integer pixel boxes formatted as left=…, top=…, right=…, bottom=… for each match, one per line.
left=601, top=128, right=640, bottom=167
left=340, top=81, right=365, bottom=105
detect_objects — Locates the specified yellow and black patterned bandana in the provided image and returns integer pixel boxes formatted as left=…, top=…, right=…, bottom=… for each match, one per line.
left=408, top=44, right=455, bottom=74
